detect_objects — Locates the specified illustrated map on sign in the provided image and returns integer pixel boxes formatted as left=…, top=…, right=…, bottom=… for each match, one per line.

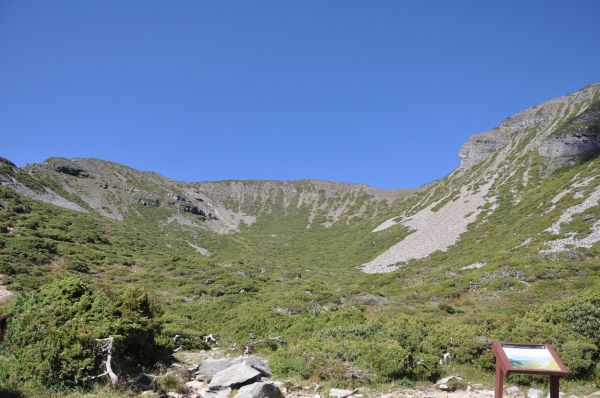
left=501, top=344, right=561, bottom=371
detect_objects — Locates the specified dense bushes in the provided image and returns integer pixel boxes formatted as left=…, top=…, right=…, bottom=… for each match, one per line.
left=271, top=291, right=600, bottom=386
left=271, top=318, right=442, bottom=384
left=497, top=290, right=600, bottom=383
left=0, top=277, right=171, bottom=389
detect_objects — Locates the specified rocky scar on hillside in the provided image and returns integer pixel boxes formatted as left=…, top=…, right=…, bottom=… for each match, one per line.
left=362, top=82, right=600, bottom=273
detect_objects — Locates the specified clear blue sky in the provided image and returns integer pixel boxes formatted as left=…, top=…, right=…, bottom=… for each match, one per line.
left=1, top=1, right=599, bottom=189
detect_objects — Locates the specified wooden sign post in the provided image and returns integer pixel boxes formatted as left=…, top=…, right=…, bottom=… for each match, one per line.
left=492, top=342, right=568, bottom=398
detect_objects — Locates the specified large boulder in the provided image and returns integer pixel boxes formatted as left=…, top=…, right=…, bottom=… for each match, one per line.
left=209, top=363, right=261, bottom=390
left=234, top=381, right=283, bottom=398
left=236, top=355, right=272, bottom=377
left=196, top=358, right=236, bottom=380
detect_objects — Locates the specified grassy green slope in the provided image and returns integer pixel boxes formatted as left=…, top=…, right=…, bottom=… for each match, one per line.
left=1, top=149, right=599, bottom=393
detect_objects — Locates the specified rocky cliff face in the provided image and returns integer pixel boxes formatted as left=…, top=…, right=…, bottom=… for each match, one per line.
left=459, top=82, right=600, bottom=170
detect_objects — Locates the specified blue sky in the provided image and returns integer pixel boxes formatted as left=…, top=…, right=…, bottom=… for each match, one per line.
left=1, top=1, right=599, bottom=189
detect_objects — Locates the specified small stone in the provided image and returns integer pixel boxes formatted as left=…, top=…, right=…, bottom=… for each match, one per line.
left=506, top=386, right=521, bottom=394
left=527, top=388, right=544, bottom=398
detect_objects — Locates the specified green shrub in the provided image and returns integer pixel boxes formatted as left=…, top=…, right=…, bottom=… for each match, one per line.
left=421, top=321, right=491, bottom=368
left=0, top=277, right=171, bottom=389
left=3, top=236, right=57, bottom=264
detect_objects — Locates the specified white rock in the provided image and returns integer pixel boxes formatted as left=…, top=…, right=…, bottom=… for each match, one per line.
left=506, top=386, right=521, bottom=394
left=527, top=388, right=544, bottom=398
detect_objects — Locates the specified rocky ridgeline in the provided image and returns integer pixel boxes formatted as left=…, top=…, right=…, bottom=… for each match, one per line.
left=0, top=156, right=408, bottom=233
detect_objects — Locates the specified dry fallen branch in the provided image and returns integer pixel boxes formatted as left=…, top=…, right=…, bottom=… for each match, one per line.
left=94, top=337, right=118, bottom=386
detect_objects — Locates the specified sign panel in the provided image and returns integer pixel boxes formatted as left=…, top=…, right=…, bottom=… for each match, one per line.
left=492, top=342, right=568, bottom=398
left=500, top=344, right=561, bottom=371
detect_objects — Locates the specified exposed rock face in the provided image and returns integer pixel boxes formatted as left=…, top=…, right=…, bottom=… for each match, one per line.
left=460, top=83, right=600, bottom=170
left=459, top=132, right=510, bottom=168
left=538, top=98, right=600, bottom=169
left=137, top=197, right=160, bottom=207
left=169, top=193, right=186, bottom=201
left=55, top=165, right=90, bottom=178
left=538, top=132, right=600, bottom=168
left=177, top=203, right=209, bottom=218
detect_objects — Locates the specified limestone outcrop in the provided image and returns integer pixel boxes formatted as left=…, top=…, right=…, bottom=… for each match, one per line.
left=459, top=82, right=600, bottom=169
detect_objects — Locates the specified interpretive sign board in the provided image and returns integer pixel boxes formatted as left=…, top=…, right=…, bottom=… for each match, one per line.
left=492, top=342, right=568, bottom=398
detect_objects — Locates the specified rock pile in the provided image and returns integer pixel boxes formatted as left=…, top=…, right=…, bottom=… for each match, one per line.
left=150, top=354, right=282, bottom=398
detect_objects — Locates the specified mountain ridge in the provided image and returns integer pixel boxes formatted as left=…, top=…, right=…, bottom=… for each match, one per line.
left=1, top=82, right=599, bottom=270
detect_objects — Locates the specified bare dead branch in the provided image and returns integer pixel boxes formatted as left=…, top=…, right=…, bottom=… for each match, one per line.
left=95, top=337, right=118, bottom=386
